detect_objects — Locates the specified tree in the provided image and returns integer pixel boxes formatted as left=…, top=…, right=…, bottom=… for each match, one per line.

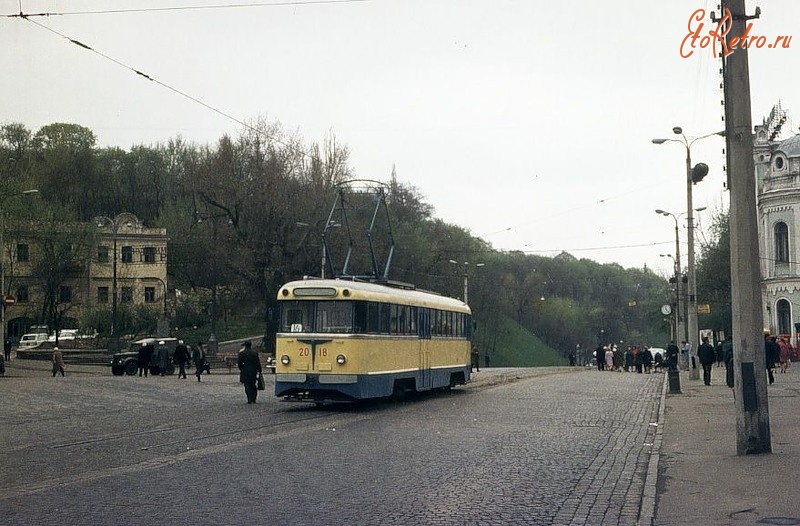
left=696, top=209, right=732, bottom=338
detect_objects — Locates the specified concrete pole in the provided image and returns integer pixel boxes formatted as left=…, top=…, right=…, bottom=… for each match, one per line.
left=722, top=0, right=771, bottom=454
left=686, top=150, right=700, bottom=381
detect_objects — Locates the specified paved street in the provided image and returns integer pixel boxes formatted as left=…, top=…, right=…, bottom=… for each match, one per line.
left=1, top=362, right=663, bottom=525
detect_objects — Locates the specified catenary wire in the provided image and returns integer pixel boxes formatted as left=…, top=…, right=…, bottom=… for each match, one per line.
left=3, top=0, right=369, bottom=18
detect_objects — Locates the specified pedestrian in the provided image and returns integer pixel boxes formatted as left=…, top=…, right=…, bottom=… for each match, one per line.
left=723, top=338, right=734, bottom=397
left=698, top=336, right=716, bottom=386
left=715, top=340, right=724, bottom=368
left=604, top=346, right=614, bottom=371
left=641, top=346, right=653, bottom=374
left=192, top=342, right=205, bottom=382
left=666, top=341, right=680, bottom=371
left=778, top=337, right=792, bottom=373
left=174, top=340, right=190, bottom=379
left=237, top=340, right=262, bottom=404
left=595, top=344, right=605, bottom=371
left=52, top=346, right=65, bottom=377
left=471, top=345, right=480, bottom=372
left=765, top=334, right=780, bottom=385
left=4, top=336, right=11, bottom=361
left=613, top=345, right=623, bottom=371
left=681, top=341, right=691, bottom=371
left=156, top=340, right=170, bottom=376
left=653, top=350, right=664, bottom=372
left=624, top=347, right=634, bottom=372
left=137, top=342, right=153, bottom=377
left=634, top=346, right=643, bottom=374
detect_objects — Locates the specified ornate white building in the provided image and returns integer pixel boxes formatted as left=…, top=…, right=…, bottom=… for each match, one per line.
left=755, top=119, right=800, bottom=337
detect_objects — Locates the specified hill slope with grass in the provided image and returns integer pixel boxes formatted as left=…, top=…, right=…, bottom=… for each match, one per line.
left=474, top=314, right=566, bottom=367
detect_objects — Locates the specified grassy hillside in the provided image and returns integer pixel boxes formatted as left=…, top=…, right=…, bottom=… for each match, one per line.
left=474, top=313, right=566, bottom=367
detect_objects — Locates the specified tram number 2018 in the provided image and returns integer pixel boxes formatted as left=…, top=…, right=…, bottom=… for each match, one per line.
left=298, top=347, right=327, bottom=357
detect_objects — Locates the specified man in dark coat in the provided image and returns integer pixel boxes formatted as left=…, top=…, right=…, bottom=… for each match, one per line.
left=666, top=341, right=680, bottom=372
left=237, top=341, right=262, bottom=404
left=157, top=340, right=170, bottom=376
left=138, top=343, right=154, bottom=377
left=698, top=336, right=716, bottom=386
left=174, top=340, right=190, bottom=379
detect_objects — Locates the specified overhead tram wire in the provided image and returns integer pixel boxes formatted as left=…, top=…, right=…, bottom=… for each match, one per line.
left=17, top=16, right=316, bottom=164
left=4, top=0, right=369, bottom=18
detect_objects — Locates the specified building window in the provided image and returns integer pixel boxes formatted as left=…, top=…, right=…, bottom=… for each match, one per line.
left=121, top=287, right=133, bottom=303
left=777, top=299, right=792, bottom=336
left=121, top=246, right=133, bottom=263
left=143, top=247, right=156, bottom=264
left=16, top=285, right=28, bottom=303
left=144, top=286, right=156, bottom=303
left=59, top=286, right=72, bottom=303
left=98, top=245, right=109, bottom=263
left=16, top=244, right=29, bottom=262
left=775, top=222, right=789, bottom=263
left=97, top=287, right=109, bottom=303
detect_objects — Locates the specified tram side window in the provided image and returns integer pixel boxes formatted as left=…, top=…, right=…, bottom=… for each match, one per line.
left=354, top=302, right=368, bottom=333
left=281, top=301, right=313, bottom=333
left=367, top=302, right=379, bottom=333
left=316, top=301, right=354, bottom=333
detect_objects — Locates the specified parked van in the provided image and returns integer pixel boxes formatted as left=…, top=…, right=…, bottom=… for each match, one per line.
left=17, top=333, right=49, bottom=350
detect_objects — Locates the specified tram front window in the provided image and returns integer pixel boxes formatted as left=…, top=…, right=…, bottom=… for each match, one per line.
left=281, top=302, right=313, bottom=333
left=316, top=301, right=353, bottom=333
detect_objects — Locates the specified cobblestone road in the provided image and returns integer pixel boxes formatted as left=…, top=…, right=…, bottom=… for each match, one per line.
left=0, top=362, right=663, bottom=525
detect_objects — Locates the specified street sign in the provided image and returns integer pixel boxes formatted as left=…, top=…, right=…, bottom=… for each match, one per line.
left=3, top=295, right=15, bottom=307
left=697, top=304, right=711, bottom=314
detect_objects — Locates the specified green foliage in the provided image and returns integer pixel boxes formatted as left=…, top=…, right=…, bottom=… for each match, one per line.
left=475, top=313, right=566, bottom=367
left=1, top=119, right=676, bottom=363
left=696, top=209, right=732, bottom=337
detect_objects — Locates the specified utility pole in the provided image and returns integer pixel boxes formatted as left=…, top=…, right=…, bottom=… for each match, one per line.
left=721, top=0, right=771, bottom=454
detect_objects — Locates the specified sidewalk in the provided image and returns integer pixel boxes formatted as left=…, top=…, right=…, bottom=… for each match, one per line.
left=654, top=364, right=800, bottom=525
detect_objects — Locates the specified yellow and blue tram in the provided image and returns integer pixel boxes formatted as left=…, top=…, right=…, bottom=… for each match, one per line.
left=274, top=278, right=473, bottom=403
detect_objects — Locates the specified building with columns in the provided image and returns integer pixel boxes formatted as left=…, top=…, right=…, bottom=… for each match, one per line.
left=755, top=112, right=800, bottom=338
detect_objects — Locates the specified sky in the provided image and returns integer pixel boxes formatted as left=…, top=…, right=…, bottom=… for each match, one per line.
left=2, top=0, right=799, bottom=277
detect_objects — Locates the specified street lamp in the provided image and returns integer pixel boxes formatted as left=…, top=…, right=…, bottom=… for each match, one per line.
left=448, top=260, right=484, bottom=304
left=1, top=189, right=38, bottom=353
left=659, top=253, right=681, bottom=342
left=96, top=213, right=134, bottom=350
left=653, top=127, right=723, bottom=381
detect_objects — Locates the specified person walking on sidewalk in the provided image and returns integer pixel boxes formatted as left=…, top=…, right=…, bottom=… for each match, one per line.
left=765, top=334, right=780, bottom=385
left=52, top=346, right=65, bottom=377
left=778, top=337, right=792, bottom=373
left=237, top=341, right=262, bottom=404
left=698, top=336, right=716, bottom=386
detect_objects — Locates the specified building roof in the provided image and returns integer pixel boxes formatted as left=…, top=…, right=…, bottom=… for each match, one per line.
left=775, top=134, right=800, bottom=157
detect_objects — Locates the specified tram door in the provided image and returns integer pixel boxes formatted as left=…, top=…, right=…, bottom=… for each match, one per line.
left=418, top=308, right=432, bottom=388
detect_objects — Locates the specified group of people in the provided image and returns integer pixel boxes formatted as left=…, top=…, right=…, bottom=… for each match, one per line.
left=136, top=340, right=209, bottom=381
left=133, top=337, right=265, bottom=404
left=593, top=344, right=664, bottom=374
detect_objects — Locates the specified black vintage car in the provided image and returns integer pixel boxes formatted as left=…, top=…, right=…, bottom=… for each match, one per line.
left=110, top=337, right=179, bottom=376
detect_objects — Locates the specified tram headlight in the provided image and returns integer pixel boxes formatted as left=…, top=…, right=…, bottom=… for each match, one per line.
left=336, top=354, right=346, bottom=365
left=280, top=355, right=290, bottom=365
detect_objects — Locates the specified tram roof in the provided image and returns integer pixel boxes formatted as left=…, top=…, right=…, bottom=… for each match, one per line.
left=277, top=278, right=471, bottom=313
